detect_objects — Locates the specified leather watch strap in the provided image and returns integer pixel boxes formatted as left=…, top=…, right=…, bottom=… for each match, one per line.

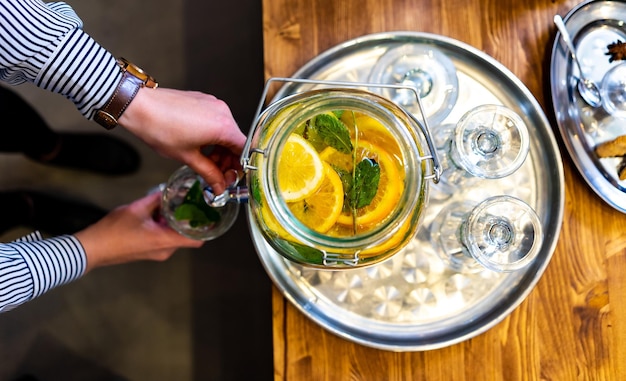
left=94, top=58, right=158, bottom=130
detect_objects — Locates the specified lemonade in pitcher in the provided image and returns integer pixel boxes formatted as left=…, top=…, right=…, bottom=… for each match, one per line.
left=245, top=89, right=431, bottom=268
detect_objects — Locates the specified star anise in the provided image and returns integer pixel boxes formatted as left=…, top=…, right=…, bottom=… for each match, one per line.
left=606, top=40, right=626, bottom=63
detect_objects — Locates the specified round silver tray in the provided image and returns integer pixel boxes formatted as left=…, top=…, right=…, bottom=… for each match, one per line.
left=551, top=0, right=626, bottom=213
left=251, top=31, right=564, bottom=351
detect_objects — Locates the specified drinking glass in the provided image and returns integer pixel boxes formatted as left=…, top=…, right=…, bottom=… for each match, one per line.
left=160, top=165, right=244, bottom=241
left=429, top=195, right=543, bottom=273
left=430, top=104, right=530, bottom=197
left=600, top=62, right=626, bottom=119
left=368, top=44, right=459, bottom=126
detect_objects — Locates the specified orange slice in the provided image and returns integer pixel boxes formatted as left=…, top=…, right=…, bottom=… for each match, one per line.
left=287, top=162, right=344, bottom=233
left=341, top=113, right=402, bottom=160
left=360, top=217, right=413, bottom=257
left=320, top=140, right=404, bottom=228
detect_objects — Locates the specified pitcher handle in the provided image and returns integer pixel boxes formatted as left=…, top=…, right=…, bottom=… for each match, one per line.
left=241, top=77, right=442, bottom=184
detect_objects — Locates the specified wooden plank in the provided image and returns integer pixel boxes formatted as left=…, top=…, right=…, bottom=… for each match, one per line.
left=272, top=286, right=286, bottom=381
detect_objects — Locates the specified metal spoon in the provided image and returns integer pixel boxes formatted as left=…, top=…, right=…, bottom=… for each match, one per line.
left=554, top=15, right=602, bottom=108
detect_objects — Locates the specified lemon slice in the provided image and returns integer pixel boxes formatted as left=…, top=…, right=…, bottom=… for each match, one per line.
left=260, top=202, right=292, bottom=240
left=278, top=134, right=325, bottom=202
left=288, top=162, right=344, bottom=233
left=320, top=140, right=404, bottom=228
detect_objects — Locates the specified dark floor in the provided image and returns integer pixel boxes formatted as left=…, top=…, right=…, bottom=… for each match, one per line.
left=0, top=0, right=271, bottom=380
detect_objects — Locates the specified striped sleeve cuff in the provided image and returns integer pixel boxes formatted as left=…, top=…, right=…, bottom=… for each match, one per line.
left=36, top=28, right=121, bottom=119
left=0, top=233, right=86, bottom=313
left=0, top=0, right=122, bottom=119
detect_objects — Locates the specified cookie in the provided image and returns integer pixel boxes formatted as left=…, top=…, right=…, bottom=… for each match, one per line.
left=595, top=134, right=626, bottom=158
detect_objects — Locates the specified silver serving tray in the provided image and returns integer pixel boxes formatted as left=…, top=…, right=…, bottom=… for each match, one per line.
left=551, top=0, right=626, bottom=213
left=251, top=31, right=564, bottom=351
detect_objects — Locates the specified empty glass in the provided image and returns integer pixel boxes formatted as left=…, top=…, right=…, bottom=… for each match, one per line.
left=368, top=44, right=459, bottom=126
left=431, top=104, right=530, bottom=197
left=429, top=195, right=543, bottom=273
left=600, top=62, right=626, bottom=119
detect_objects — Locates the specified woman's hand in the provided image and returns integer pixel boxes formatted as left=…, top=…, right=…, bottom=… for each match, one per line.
left=75, top=192, right=204, bottom=272
left=120, top=87, right=247, bottom=194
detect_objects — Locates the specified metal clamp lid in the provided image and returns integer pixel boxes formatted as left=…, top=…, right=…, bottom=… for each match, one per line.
left=241, top=77, right=442, bottom=184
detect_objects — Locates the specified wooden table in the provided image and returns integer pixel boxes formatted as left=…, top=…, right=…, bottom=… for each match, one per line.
left=262, top=0, right=626, bottom=379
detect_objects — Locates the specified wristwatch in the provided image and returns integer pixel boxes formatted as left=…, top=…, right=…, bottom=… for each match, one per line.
left=93, top=57, right=158, bottom=130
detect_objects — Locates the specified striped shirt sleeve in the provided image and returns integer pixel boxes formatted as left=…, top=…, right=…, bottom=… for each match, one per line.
left=0, top=231, right=86, bottom=313
left=0, top=0, right=121, bottom=119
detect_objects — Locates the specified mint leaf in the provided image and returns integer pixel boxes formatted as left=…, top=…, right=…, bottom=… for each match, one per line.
left=349, top=158, right=380, bottom=209
left=175, top=204, right=211, bottom=227
left=175, top=180, right=220, bottom=227
left=273, top=238, right=325, bottom=265
left=250, top=175, right=262, bottom=205
left=332, top=165, right=353, bottom=213
left=331, top=110, right=344, bottom=119
left=313, top=113, right=353, bottom=154
left=296, top=120, right=327, bottom=152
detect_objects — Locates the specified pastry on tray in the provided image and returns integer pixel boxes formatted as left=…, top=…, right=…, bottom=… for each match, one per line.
left=595, top=135, right=626, bottom=180
left=618, top=159, right=626, bottom=181
left=595, top=134, right=626, bottom=158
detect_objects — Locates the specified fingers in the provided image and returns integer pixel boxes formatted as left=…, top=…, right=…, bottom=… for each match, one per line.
left=208, top=146, right=243, bottom=172
left=140, top=194, right=205, bottom=248
left=186, top=151, right=228, bottom=195
left=208, top=104, right=246, bottom=154
left=220, top=127, right=247, bottom=155
left=187, top=145, right=244, bottom=195
left=141, top=190, right=163, bottom=209
left=127, top=190, right=163, bottom=220
left=223, top=168, right=240, bottom=186
left=158, top=227, right=205, bottom=249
